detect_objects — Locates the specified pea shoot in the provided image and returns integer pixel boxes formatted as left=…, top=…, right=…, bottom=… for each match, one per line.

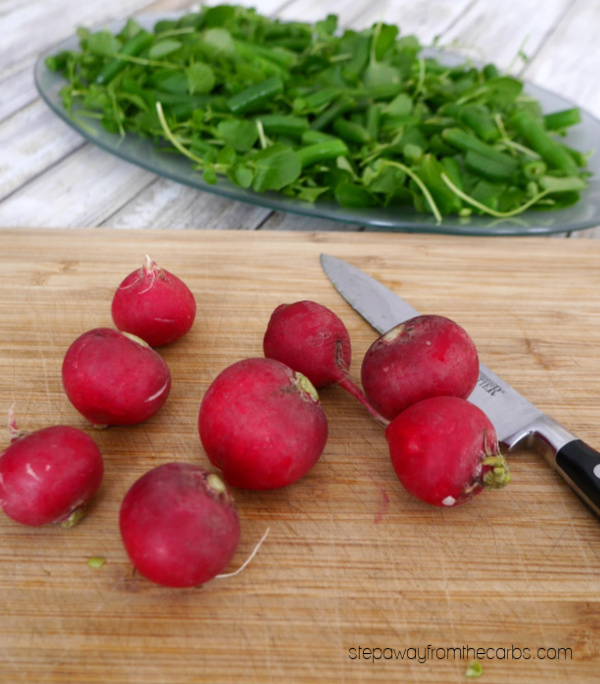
left=46, top=4, right=592, bottom=222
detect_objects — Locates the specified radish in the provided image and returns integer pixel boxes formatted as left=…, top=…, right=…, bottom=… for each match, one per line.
left=385, top=396, right=510, bottom=507
left=62, top=327, right=171, bottom=426
left=119, top=462, right=240, bottom=588
left=111, top=255, right=196, bottom=347
left=198, top=357, right=328, bottom=490
left=0, top=414, right=104, bottom=526
left=263, top=301, right=352, bottom=388
left=361, top=314, right=479, bottom=421
left=263, top=300, right=388, bottom=425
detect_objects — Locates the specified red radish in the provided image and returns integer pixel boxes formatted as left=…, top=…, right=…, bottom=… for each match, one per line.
left=62, top=327, right=171, bottom=426
left=361, top=314, right=479, bottom=421
left=385, top=396, right=510, bottom=507
left=263, top=301, right=352, bottom=388
left=263, top=300, right=388, bottom=425
left=0, top=415, right=103, bottom=526
left=111, top=255, right=196, bottom=347
left=119, top=462, right=240, bottom=588
left=199, top=357, right=328, bottom=490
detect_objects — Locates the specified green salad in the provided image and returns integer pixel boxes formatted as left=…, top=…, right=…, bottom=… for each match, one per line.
left=46, top=4, right=592, bottom=222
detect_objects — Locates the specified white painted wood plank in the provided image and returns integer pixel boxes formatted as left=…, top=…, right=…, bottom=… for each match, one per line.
left=0, top=145, right=153, bottom=227
left=0, top=0, right=198, bottom=161
left=259, top=211, right=361, bottom=232
left=0, top=144, right=156, bottom=228
left=1, top=0, right=155, bottom=78
left=0, top=0, right=202, bottom=119
left=0, top=66, right=38, bottom=123
left=521, top=0, right=600, bottom=117
left=274, top=0, right=382, bottom=27
left=0, top=149, right=273, bottom=231
left=204, top=0, right=291, bottom=17
left=436, top=0, right=592, bottom=93
left=0, top=101, right=85, bottom=199
left=345, top=0, right=477, bottom=43
left=100, top=176, right=272, bottom=231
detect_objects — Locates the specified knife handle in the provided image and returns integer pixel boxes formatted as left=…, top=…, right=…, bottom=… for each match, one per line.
left=508, top=415, right=600, bottom=518
left=555, top=440, right=600, bottom=517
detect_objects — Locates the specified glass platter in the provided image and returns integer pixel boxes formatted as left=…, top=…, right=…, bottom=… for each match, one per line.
left=34, top=13, right=600, bottom=236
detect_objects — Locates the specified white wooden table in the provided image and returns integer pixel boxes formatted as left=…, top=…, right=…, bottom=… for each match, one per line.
left=2, top=0, right=599, bottom=237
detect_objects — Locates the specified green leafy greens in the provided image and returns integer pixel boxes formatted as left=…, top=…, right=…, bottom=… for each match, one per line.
left=46, top=4, right=592, bottom=221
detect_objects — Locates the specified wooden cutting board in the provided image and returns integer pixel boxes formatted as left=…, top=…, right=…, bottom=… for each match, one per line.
left=1, top=227, right=600, bottom=684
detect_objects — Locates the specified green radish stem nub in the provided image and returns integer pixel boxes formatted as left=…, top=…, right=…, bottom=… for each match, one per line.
left=481, top=429, right=511, bottom=490
left=121, top=331, right=152, bottom=349
left=482, top=453, right=511, bottom=490
left=294, top=372, right=320, bottom=403
left=61, top=506, right=87, bottom=528
left=206, top=473, right=227, bottom=495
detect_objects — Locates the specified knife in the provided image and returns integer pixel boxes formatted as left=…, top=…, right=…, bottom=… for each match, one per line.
left=320, top=253, right=600, bottom=517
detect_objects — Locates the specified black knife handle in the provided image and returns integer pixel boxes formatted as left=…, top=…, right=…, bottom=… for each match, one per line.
left=555, top=440, right=600, bottom=517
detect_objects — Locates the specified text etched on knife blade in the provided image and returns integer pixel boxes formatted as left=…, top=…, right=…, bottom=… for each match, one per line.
left=478, top=371, right=505, bottom=397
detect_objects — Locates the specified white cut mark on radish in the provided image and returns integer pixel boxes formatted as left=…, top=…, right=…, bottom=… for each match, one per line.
left=442, top=495, right=456, bottom=506
left=25, top=463, right=41, bottom=482
left=144, top=379, right=170, bottom=403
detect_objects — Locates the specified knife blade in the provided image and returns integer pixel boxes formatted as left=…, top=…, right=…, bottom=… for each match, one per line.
left=320, top=253, right=600, bottom=517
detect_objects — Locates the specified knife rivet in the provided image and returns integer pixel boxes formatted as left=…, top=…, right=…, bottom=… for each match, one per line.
left=593, top=464, right=600, bottom=479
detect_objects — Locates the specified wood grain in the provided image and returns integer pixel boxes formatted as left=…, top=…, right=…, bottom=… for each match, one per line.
left=1, top=228, right=600, bottom=683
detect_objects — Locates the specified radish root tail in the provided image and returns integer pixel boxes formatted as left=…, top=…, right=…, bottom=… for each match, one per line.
left=336, top=374, right=390, bottom=427
left=216, top=527, right=270, bottom=580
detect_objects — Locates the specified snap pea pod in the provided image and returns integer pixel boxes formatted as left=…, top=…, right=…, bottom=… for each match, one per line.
left=95, top=30, right=154, bottom=85
left=509, top=109, right=578, bottom=175
left=311, top=95, right=356, bottom=131
left=442, top=128, right=517, bottom=167
left=465, top=150, right=517, bottom=182
left=257, top=114, right=309, bottom=137
left=296, top=139, right=349, bottom=168
left=301, top=129, right=339, bottom=145
left=234, top=40, right=297, bottom=70
left=227, top=76, right=284, bottom=115
left=416, top=154, right=462, bottom=215
left=293, top=88, right=340, bottom=115
left=522, top=160, right=547, bottom=181
left=332, top=117, right=371, bottom=145
left=543, top=107, right=581, bottom=132
left=442, top=127, right=519, bottom=178
left=442, top=104, right=500, bottom=143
